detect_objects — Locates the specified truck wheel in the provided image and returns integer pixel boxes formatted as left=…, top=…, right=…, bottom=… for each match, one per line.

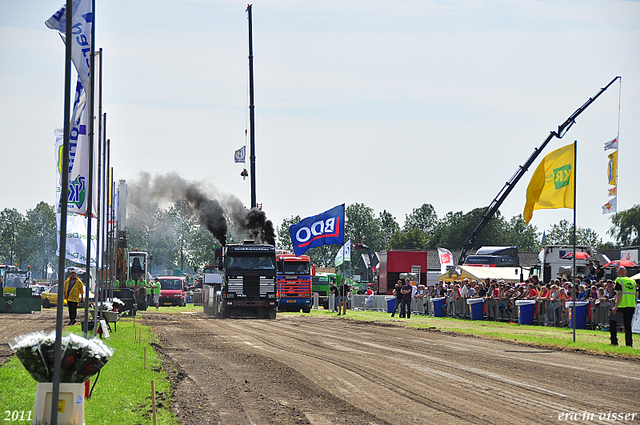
left=42, top=298, right=50, bottom=308
left=302, top=307, right=311, bottom=313
left=269, top=309, right=277, bottom=320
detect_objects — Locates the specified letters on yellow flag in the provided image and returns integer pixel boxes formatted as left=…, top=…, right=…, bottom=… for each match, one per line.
left=523, top=143, right=575, bottom=224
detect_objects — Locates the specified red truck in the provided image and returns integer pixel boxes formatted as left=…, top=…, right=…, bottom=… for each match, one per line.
left=276, top=253, right=312, bottom=313
left=377, top=251, right=429, bottom=294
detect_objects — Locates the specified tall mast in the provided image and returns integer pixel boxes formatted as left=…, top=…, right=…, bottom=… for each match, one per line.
left=247, top=4, right=256, bottom=209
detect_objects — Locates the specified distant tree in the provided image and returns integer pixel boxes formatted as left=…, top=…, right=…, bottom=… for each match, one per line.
left=430, top=208, right=503, bottom=249
left=499, top=215, right=540, bottom=252
left=188, top=224, right=218, bottom=270
left=128, top=204, right=178, bottom=275
left=276, top=215, right=301, bottom=252
left=404, top=203, right=438, bottom=234
left=608, top=204, right=640, bottom=247
left=378, top=210, right=400, bottom=250
left=168, top=199, right=196, bottom=271
left=544, top=219, right=601, bottom=247
left=0, top=208, right=26, bottom=265
left=387, top=228, right=428, bottom=250
left=306, top=245, right=338, bottom=268
left=23, top=202, right=57, bottom=279
left=346, top=203, right=382, bottom=257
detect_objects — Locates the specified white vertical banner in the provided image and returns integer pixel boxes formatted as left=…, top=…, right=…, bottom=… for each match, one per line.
left=56, top=213, right=97, bottom=267
left=46, top=0, right=93, bottom=94
left=54, top=83, right=95, bottom=218
left=334, top=245, right=344, bottom=267
left=438, top=247, right=454, bottom=274
left=343, top=240, right=351, bottom=262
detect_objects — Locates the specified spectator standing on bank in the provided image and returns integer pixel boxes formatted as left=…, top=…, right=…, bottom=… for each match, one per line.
left=153, top=278, right=161, bottom=309
left=146, top=279, right=153, bottom=306
left=63, top=270, right=84, bottom=326
left=400, top=278, right=413, bottom=318
left=337, top=280, right=350, bottom=315
left=415, top=284, right=425, bottom=314
left=610, top=266, right=638, bottom=347
left=330, top=282, right=339, bottom=312
left=460, top=279, right=470, bottom=298
left=390, top=280, right=403, bottom=317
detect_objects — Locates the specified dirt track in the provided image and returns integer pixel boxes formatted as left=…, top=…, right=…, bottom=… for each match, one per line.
left=144, top=312, right=640, bottom=425
left=3, top=310, right=640, bottom=424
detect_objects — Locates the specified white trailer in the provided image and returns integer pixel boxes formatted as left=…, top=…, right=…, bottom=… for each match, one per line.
left=531, top=245, right=593, bottom=283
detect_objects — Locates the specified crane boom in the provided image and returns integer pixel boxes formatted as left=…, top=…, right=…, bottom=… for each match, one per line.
left=457, top=76, right=621, bottom=265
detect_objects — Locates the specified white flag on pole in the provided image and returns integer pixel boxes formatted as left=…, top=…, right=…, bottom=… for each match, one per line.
left=603, top=137, right=618, bottom=151
left=56, top=212, right=97, bottom=267
left=54, top=79, right=95, bottom=216
left=46, top=0, right=93, bottom=95
left=438, top=247, right=454, bottom=274
left=335, top=245, right=344, bottom=267
left=234, top=146, right=246, bottom=163
left=602, top=197, right=617, bottom=215
left=343, top=240, right=351, bottom=262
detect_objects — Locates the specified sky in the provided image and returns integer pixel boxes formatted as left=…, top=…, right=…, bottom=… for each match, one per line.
left=1, top=0, right=639, bottom=247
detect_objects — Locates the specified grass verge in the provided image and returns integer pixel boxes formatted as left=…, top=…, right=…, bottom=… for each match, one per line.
left=282, top=308, right=640, bottom=359
left=0, top=318, right=178, bottom=425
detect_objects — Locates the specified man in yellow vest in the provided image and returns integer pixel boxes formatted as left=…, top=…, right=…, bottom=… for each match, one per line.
left=610, top=266, right=638, bottom=347
left=63, top=269, right=85, bottom=326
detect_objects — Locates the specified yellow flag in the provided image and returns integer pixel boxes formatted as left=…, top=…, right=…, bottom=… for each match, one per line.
left=523, top=143, right=575, bottom=224
left=607, top=150, right=617, bottom=185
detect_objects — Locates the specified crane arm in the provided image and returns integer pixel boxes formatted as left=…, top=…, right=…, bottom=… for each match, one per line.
left=457, top=76, right=621, bottom=265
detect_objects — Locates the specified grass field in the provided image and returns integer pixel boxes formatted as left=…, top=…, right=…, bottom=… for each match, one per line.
left=0, top=314, right=179, bottom=425
left=285, top=308, right=640, bottom=359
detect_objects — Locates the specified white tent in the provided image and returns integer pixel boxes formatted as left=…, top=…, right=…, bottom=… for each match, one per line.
left=437, top=266, right=523, bottom=283
left=630, top=272, right=640, bottom=281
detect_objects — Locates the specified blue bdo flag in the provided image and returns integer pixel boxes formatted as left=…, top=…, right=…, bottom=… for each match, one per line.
left=289, top=204, right=345, bottom=256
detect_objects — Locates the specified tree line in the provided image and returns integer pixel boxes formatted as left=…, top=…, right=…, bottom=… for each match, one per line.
left=1, top=201, right=638, bottom=278
left=275, top=203, right=640, bottom=267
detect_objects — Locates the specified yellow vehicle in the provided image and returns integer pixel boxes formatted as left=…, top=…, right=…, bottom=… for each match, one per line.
left=40, top=284, right=94, bottom=308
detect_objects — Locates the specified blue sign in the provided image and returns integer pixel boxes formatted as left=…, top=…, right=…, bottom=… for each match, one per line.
left=289, top=204, right=344, bottom=256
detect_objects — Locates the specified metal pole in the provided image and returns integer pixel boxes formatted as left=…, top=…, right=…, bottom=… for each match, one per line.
left=246, top=4, right=256, bottom=208
left=572, top=140, right=577, bottom=343
left=106, top=141, right=112, bottom=301
left=93, top=110, right=103, bottom=336
left=51, top=1, right=74, bottom=422
left=83, top=0, right=96, bottom=338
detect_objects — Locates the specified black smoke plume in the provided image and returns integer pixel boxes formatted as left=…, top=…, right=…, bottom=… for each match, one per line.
left=127, top=172, right=275, bottom=246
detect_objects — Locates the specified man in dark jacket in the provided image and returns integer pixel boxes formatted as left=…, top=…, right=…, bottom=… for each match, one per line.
left=400, top=278, right=413, bottom=319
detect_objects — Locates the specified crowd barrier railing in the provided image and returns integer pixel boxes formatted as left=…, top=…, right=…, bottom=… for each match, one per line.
left=338, top=294, right=620, bottom=331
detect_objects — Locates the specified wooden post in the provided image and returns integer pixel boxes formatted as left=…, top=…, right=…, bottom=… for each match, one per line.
left=151, top=380, right=157, bottom=425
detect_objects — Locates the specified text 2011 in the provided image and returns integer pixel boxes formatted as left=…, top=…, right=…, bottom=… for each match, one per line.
left=4, top=411, right=32, bottom=421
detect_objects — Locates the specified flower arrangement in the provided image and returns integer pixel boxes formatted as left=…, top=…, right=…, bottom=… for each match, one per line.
left=8, top=331, right=113, bottom=383
left=96, top=297, right=125, bottom=312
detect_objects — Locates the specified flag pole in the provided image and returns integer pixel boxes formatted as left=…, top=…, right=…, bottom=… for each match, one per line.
left=246, top=4, right=257, bottom=209
left=83, top=0, right=96, bottom=338
left=51, top=1, right=74, bottom=422
left=572, top=140, right=577, bottom=343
